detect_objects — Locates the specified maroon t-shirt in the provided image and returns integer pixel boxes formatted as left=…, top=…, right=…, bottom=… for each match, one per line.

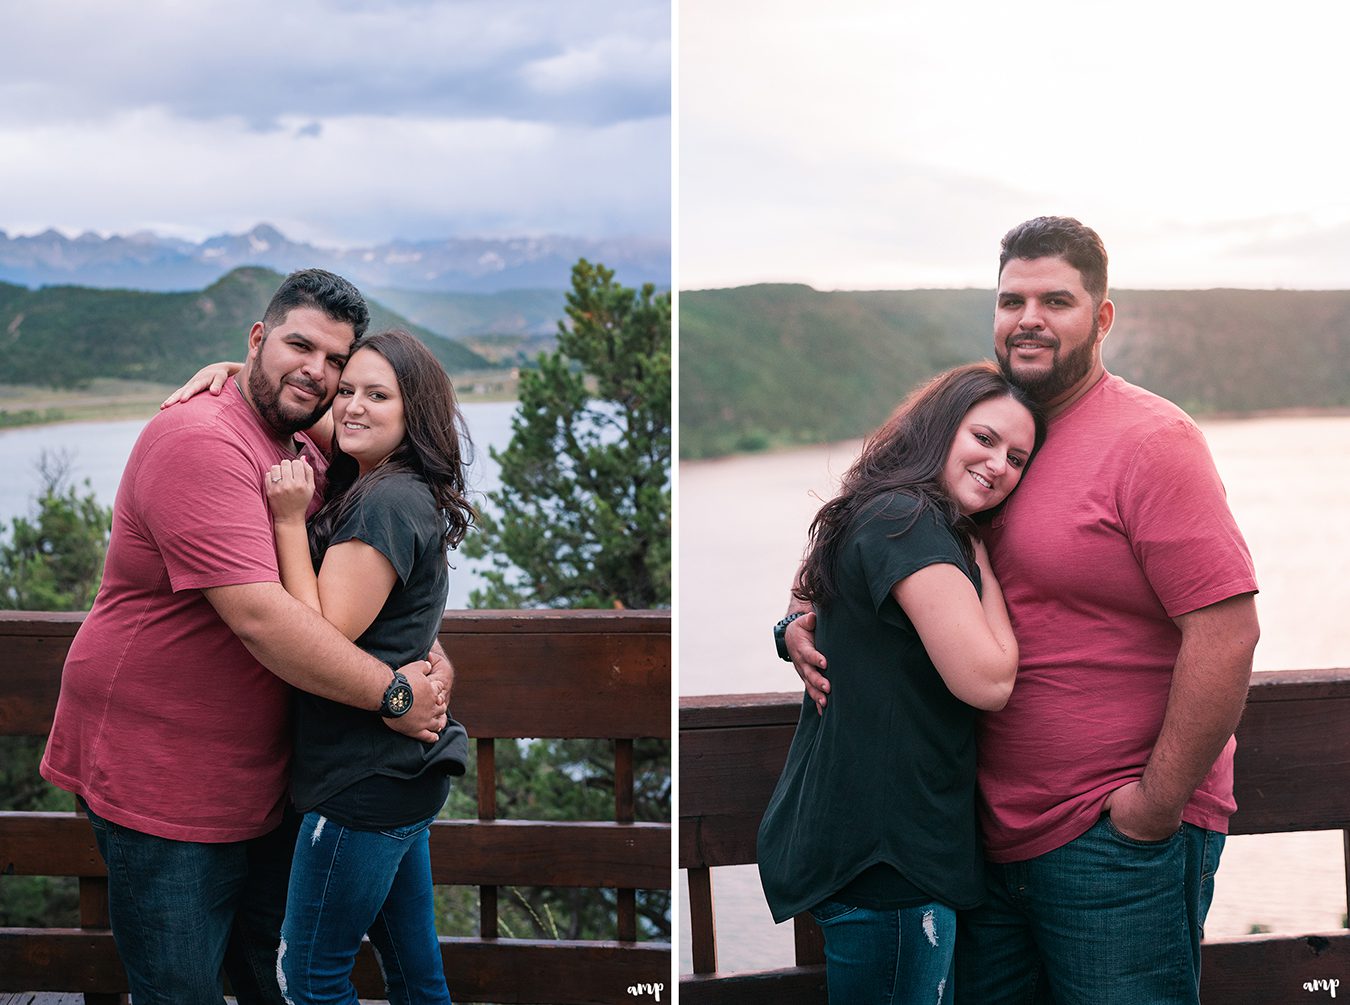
left=42, top=380, right=327, bottom=842
left=979, top=373, right=1258, bottom=862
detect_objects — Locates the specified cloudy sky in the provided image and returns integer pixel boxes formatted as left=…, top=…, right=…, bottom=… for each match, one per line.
left=1, top=0, right=669, bottom=246
left=681, top=0, right=1350, bottom=291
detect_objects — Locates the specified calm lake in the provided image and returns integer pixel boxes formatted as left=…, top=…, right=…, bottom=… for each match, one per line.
left=0, top=401, right=518, bottom=609
left=678, top=413, right=1350, bottom=972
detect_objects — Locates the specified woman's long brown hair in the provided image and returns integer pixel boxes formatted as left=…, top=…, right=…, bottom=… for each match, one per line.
left=308, top=329, right=476, bottom=559
left=795, top=361, right=1044, bottom=607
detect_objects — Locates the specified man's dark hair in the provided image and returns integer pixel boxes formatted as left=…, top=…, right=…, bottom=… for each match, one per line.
left=262, top=268, right=369, bottom=341
left=999, top=216, right=1109, bottom=306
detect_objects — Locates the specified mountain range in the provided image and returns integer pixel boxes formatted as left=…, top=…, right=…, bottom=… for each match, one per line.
left=680, top=284, right=1350, bottom=459
left=0, top=224, right=669, bottom=295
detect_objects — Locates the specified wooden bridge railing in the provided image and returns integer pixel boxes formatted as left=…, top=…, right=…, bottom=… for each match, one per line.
left=681, top=669, right=1350, bottom=1004
left=0, top=608, right=671, bottom=1005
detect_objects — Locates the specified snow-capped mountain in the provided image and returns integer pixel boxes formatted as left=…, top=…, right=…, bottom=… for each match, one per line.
left=0, top=224, right=669, bottom=293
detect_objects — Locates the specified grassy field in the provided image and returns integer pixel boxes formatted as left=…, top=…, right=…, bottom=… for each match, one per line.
left=0, top=372, right=520, bottom=430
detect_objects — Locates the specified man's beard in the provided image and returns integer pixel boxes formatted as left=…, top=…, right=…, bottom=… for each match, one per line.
left=997, top=320, right=1099, bottom=403
left=248, top=364, right=329, bottom=437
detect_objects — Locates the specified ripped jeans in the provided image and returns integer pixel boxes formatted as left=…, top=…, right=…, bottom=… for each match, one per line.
left=809, top=898, right=956, bottom=1004
left=278, top=811, right=451, bottom=1005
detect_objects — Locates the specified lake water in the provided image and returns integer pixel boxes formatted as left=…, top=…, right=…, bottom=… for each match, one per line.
left=0, top=401, right=519, bottom=609
left=678, top=414, right=1350, bottom=972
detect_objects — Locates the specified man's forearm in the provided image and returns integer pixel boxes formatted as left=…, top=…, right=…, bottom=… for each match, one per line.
left=205, top=581, right=389, bottom=709
left=1137, top=593, right=1259, bottom=819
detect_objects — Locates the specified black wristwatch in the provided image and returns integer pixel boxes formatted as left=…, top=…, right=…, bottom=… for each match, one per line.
left=379, top=669, right=414, bottom=718
left=773, top=611, right=808, bottom=662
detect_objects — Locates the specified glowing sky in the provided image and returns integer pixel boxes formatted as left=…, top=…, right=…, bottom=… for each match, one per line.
left=680, top=0, right=1350, bottom=290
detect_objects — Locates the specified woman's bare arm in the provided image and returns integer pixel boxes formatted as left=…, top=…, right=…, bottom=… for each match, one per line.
left=893, top=549, right=1018, bottom=711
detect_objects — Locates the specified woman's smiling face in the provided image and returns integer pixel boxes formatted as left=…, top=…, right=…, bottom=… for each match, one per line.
left=332, top=347, right=406, bottom=474
left=940, top=395, right=1037, bottom=515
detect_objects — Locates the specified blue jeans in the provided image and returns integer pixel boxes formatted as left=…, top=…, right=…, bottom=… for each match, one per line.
left=278, top=811, right=451, bottom=1005
left=81, top=797, right=295, bottom=1005
left=956, top=816, right=1225, bottom=1005
left=809, top=898, right=956, bottom=1004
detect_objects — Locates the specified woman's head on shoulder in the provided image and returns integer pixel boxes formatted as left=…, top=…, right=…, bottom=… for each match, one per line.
left=321, top=328, right=476, bottom=549
left=797, top=361, right=1045, bottom=605
left=873, top=361, right=1046, bottom=518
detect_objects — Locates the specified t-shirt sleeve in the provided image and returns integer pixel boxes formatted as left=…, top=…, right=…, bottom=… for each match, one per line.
left=328, top=476, right=435, bottom=584
left=1119, top=417, right=1258, bottom=617
left=137, top=424, right=280, bottom=592
left=851, top=496, right=971, bottom=627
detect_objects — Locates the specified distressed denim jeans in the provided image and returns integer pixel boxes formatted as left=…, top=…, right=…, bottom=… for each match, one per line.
left=955, top=816, right=1225, bottom=1005
left=278, top=811, right=451, bottom=1005
left=809, top=897, right=957, bottom=1004
left=81, top=797, right=294, bottom=1005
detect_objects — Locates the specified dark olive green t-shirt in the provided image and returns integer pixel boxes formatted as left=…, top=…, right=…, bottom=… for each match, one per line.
left=757, top=492, right=986, bottom=922
left=290, top=472, right=468, bottom=829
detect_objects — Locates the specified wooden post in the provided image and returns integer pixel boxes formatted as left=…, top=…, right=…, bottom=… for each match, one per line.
left=1343, top=828, right=1350, bottom=928
left=688, top=866, right=717, bottom=975
left=616, top=738, right=638, bottom=941
left=79, top=875, right=126, bottom=1005
left=793, top=912, right=825, bottom=965
left=477, top=737, right=498, bottom=938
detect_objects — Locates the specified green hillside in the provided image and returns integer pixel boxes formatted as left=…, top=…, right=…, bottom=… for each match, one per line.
left=679, top=286, right=991, bottom=458
left=680, top=285, right=1350, bottom=459
left=1107, top=289, right=1350, bottom=414
left=368, top=286, right=565, bottom=365
left=0, top=267, right=493, bottom=389
left=368, top=286, right=564, bottom=339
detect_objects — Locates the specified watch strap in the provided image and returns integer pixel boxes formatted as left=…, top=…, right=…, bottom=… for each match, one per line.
left=773, top=611, right=808, bottom=662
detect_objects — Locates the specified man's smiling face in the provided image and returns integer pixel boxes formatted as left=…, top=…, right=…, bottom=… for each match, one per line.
left=994, top=255, right=1111, bottom=411
left=245, top=307, right=354, bottom=436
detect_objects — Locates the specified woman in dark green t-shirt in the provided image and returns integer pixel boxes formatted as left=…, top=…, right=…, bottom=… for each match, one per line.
left=758, top=362, right=1045, bottom=1003
left=265, top=329, right=475, bottom=1003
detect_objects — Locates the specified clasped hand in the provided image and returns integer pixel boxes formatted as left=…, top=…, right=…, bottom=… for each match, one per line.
left=785, top=611, right=830, bottom=715
left=384, top=659, right=450, bottom=743
left=265, top=458, right=314, bottom=524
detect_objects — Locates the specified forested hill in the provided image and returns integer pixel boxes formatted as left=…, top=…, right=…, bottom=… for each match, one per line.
left=679, top=284, right=1350, bottom=459
left=0, top=267, right=492, bottom=389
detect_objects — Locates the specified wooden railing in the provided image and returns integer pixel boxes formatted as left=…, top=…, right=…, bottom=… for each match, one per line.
left=680, top=669, right=1350, bottom=1003
left=0, top=609, right=671, bottom=1005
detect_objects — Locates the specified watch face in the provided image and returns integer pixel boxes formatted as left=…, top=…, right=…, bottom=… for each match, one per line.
left=384, top=681, right=414, bottom=717
left=388, top=685, right=412, bottom=712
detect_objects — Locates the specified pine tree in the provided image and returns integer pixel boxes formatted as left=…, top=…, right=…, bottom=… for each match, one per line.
left=464, top=259, right=671, bottom=609
left=0, top=450, right=112, bottom=926
left=0, top=451, right=111, bottom=611
left=454, top=261, right=672, bottom=942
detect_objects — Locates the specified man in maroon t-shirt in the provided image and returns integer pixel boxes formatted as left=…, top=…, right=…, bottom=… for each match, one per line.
left=783, top=218, right=1259, bottom=1004
left=42, top=269, right=452, bottom=1005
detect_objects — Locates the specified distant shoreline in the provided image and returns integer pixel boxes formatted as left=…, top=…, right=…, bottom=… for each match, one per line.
left=0, top=374, right=519, bottom=432
left=682, top=405, right=1350, bottom=464
left=1200, top=404, right=1350, bottom=422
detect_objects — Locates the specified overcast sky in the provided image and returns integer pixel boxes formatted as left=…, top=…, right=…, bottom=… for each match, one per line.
left=680, top=0, right=1350, bottom=291
left=1, top=0, right=670, bottom=246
